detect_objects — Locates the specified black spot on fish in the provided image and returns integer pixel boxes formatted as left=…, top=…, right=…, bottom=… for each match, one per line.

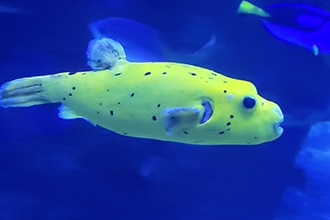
left=109, top=110, right=114, bottom=116
left=114, top=73, right=122, bottom=76
left=254, top=137, right=258, bottom=139
left=162, top=72, right=167, bottom=75
left=183, top=131, right=188, bottom=135
left=69, top=93, right=72, bottom=96
left=219, top=131, right=225, bottom=135
left=107, top=89, right=110, bottom=92
left=117, top=102, right=121, bottom=105
left=97, top=112, right=100, bottom=114
left=230, top=115, right=234, bottom=119
left=123, top=132, right=127, bottom=135
left=68, top=72, right=76, bottom=75
left=99, top=103, right=102, bottom=106
left=144, top=72, right=151, bottom=76
left=224, top=90, right=227, bottom=93
left=211, top=72, right=217, bottom=76
left=72, top=87, right=76, bottom=90
left=130, top=93, right=135, bottom=97
left=189, top=72, right=197, bottom=76
left=152, top=116, right=157, bottom=121
left=226, top=122, right=231, bottom=126
left=82, top=72, right=87, bottom=75
left=62, top=97, right=66, bottom=101
left=223, top=80, right=227, bottom=83
left=227, top=128, right=231, bottom=131
left=157, top=104, right=160, bottom=108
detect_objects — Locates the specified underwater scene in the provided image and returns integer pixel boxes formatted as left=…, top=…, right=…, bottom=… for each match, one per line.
left=0, top=0, right=330, bottom=219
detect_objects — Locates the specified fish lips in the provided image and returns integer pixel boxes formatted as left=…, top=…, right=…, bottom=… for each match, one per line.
left=273, top=106, right=284, bottom=136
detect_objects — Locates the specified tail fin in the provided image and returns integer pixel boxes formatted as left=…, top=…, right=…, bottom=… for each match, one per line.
left=0, top=75, right=54, bottom=108
left=237, top=1, right=270, bottom=17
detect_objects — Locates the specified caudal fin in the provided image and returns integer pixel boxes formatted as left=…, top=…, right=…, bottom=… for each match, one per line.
left=237, top=1, right=270, bottom=17
left=0, top=75, right=53, bottom=108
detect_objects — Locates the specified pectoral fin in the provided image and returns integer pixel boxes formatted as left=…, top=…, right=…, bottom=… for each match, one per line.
left=162, top=107, right=201, bottom=135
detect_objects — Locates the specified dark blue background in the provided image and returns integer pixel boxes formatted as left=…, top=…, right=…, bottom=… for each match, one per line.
left=0, top=0, right=329, bottom=219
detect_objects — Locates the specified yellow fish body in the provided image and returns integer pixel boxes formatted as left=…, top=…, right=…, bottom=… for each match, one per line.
left=0, top=39, right=283, bottom=145
left=0, top=60, right=283, bottom=145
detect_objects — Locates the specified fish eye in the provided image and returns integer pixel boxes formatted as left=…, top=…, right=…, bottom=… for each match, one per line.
left=242, top=96, right=256, bottom=109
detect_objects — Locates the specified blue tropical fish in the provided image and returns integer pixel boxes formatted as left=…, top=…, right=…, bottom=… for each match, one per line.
left=237, top=1, right=330, bottom=55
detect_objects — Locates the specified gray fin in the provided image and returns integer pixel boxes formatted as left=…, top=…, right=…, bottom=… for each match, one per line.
left=313, top=44, right=319, bottom=56
left=190, top=34, right=217, bottom=62
left=162, top=107, right=201, bottom=135
left=86, top=38, right=127, bottom=70
left=58, top=105, right=97, bottom=126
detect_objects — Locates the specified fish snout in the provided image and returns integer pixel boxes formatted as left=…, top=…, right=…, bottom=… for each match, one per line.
left=273, top=105, right=284, bottom=136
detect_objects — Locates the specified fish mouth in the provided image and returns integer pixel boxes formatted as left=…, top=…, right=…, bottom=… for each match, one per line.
left=273, top=106, right=284, bottom=136
left=200, top=100, right=213, bottom=124
left=274, top=118, right=284, bottom=136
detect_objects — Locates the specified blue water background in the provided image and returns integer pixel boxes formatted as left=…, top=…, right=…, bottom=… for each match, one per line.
left=0, top=0, right=329, bottom=219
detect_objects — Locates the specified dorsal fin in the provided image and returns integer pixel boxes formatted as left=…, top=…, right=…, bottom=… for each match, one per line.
left=86, top=38, right=127, bottom=70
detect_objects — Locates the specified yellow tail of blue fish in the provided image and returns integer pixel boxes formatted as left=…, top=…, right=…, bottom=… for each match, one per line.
left=237, top=1, right=270, bottom=17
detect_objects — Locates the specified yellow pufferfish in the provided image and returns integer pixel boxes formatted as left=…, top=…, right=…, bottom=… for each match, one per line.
left=0, top=38, right=284, bottom=145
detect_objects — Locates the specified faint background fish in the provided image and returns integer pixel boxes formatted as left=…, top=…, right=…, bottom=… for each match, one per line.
left=0, top=5, right=24, bottom=14
left=89, top=16, right=219, bottom=65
